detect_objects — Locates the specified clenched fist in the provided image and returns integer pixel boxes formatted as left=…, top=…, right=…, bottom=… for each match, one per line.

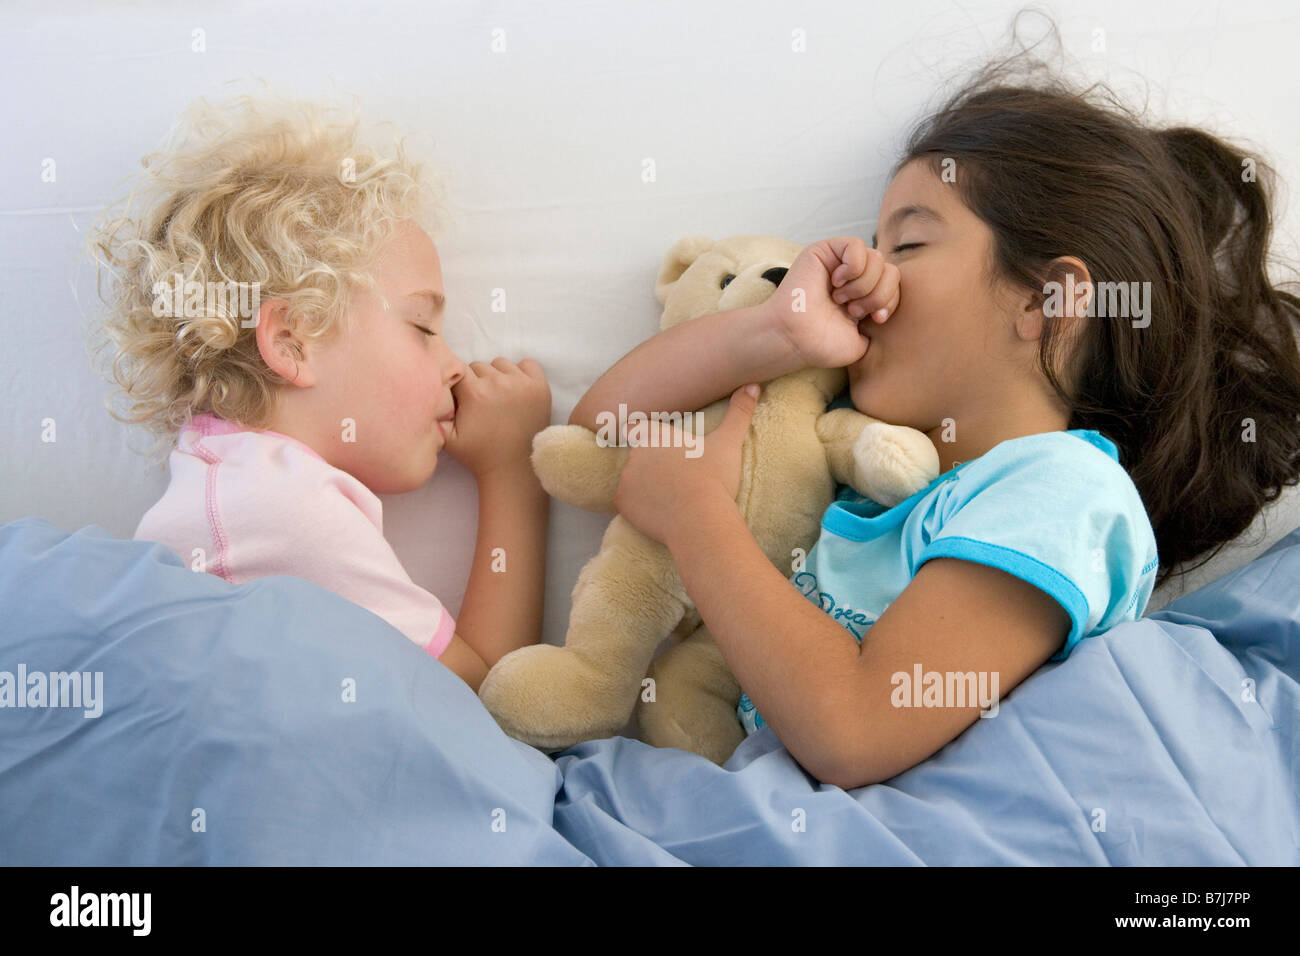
left=443, top=357, right=551, bottom=478
left=763, top=236, right=899, bottom=369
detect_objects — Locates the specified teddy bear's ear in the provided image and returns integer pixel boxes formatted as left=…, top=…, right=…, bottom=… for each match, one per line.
left=654, top=236, right=715, bottom=305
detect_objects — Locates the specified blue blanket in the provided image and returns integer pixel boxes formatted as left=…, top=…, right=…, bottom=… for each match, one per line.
left=1, top=516, right=1296, bottom=864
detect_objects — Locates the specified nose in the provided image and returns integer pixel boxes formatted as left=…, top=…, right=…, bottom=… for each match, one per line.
left=762, top=267, right=788, bottom=286
left=446, top=349, right=468, bottom=387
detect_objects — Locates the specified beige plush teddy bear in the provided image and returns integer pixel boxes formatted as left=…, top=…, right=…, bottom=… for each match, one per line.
left=477, top=235, right=939, bottom=765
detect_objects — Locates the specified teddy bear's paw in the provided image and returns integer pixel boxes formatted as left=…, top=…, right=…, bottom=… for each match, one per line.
left=636, top=691, right=745, bottom=766
left=851, top=422, right=941, bottom=507
left=529, top=425, right=626, bottom=512
left=478, top=643, right=636, bottom=753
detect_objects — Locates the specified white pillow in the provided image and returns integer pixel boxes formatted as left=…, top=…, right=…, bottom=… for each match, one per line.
left=1146, top=482, right=1300, bottom=613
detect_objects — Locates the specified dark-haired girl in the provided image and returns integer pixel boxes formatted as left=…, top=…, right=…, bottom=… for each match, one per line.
left=571, top=77, right=1300, bottom=788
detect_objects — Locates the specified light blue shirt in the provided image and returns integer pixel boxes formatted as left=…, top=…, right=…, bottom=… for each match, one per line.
left=737, top=408, right=1160, bottom=737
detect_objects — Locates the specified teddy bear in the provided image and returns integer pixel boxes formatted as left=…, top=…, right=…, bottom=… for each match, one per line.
left=477, top=235, right=940, bottom=765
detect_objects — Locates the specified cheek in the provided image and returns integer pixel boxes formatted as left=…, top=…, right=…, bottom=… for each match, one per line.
left=387, top=340, right=441, bottom=408
left=893, top=266, right=962, bottom=364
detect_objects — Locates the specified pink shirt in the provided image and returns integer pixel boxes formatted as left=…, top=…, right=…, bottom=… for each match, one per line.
left=133, top=413, right=456, bottom=658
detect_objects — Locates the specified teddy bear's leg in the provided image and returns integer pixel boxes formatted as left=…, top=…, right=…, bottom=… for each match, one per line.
left=477, top=517, right=689, bottom=753
left=636, top=622, right=746, bottom=766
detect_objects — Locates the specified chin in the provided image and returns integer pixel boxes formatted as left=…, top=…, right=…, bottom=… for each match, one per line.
left=847, top=377, right=875, bottom=416
left=377, top=457, right=432, bottom=495
left=849, top=383, right=905, bottom=428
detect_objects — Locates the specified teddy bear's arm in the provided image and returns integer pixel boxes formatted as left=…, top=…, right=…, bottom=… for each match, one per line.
left=529, top=424, right=629, bottom=513
left=816, top=407, right=879, bottom=487
left=815, top=407, right=941, bottom=509
left=530, top=394, right=731, bottom=514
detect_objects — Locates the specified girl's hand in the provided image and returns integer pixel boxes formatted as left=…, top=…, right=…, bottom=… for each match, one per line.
left=763, top=236, right=899, bottom=368
left=444, top=357, right=551, bottom=478
left=613, top=383, right=760, bottom=547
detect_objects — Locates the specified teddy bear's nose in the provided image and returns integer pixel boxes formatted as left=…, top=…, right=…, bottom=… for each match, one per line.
left=762, top=267, right=788, bottom=286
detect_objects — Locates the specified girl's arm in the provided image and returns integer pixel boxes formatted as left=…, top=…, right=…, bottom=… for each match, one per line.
left=453, top=462, right=549, bottom=671
left=439, top=463, right=550, bottom=694
left=568, top=302, right=801, bottom=430
left=568, top=237, right=895, bottom=430
left=665, top=489, right=859, bottom=781
left=438, top=357, right=552, bottom=691
left=666, top=489, right=1070, bottom=788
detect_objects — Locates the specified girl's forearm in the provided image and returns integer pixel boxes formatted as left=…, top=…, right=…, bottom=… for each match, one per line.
left=665, top=489, right=860, bottom=783
left=568, top=302, right=801, bottom=430
left=455, top=463, right=549, bottom=670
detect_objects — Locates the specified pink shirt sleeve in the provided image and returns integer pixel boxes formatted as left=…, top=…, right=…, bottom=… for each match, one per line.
left=139, top=421, right=457, bottom=659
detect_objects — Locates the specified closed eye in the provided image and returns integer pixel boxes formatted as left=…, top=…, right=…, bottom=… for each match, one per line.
left=891, top=242, right=923, bottom=253
left=414, top=324, right=437, bottom=337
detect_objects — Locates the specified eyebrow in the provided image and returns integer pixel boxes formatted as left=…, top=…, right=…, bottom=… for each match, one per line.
left=406, top=289, right=446, bottom=313
left=871, top=204, right=944, bottom=248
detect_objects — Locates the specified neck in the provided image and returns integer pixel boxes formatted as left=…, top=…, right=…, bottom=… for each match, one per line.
left=924, top=396, right=1071, bottom=473
left=261, top=397, right=330, bottom=461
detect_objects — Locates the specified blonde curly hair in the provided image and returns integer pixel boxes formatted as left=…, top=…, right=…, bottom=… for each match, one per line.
left=85, top=89, right=449, bottom=467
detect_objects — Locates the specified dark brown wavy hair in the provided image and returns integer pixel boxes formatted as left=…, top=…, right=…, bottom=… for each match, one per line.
left=899, top=36, right=1300, bottom=591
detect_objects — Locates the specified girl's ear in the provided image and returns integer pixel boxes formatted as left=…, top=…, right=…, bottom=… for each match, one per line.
left=1019, top=255, right=1093, bottom=342
left=255, top=298, right=314, bottom=386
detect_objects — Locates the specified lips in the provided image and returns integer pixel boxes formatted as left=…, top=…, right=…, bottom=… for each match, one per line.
left=436, top=407, right=454, bottom=438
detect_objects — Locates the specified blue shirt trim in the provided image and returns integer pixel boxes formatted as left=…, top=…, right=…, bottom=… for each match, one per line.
left=820, top=429, right=1119, bottom=542
left=916, top=535, right=1090, bottom=662
left=821, top=463, right=968, bottom=540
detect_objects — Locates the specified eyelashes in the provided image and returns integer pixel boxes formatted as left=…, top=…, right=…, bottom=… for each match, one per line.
left=891, top=242, right=923, bottom=253
left=415, top=325, right=438, bottom=337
